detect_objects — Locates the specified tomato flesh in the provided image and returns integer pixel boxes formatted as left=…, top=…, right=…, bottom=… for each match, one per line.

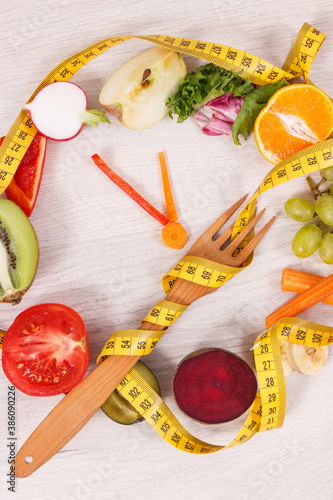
left=2, top=303, right=89, bottom=396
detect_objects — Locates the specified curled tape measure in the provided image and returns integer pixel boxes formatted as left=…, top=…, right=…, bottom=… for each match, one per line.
left=0, top=23, right=332, bottom=453
left=97, top=316, right=333, bottom=454
left=0, top=23, right=328, bottom=194
left=233, top=139, right=333, bottom=253
left=97, top=256, right=244, bottom=364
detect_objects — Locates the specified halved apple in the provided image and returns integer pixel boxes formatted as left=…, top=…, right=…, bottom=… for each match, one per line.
left=99, top=47, right=187, bottom=130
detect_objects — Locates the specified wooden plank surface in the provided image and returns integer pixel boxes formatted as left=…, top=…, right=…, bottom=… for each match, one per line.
left=1, top=1, right=333, bottom=499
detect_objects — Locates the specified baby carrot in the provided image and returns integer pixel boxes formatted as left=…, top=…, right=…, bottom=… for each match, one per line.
left=92, top=154, right=169, bottom=226
left=266, top=272, right=333, bottom=328
left=281, top=268, right=333, bottom=306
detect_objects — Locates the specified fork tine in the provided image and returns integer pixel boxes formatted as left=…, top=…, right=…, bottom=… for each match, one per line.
left=214, top=221, right=236, bottom=247
left=232, top=216, right=276, bottom=266
left=204, top=194, right=248, bottom=239
left=223, top=209, right=266, bottom=255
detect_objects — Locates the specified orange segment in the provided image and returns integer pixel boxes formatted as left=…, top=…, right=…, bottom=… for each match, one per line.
left=254, top=84, right=333, bottom=164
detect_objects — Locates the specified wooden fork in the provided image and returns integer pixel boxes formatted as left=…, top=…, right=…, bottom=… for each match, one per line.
left=15, top=195, right=275, bottom=477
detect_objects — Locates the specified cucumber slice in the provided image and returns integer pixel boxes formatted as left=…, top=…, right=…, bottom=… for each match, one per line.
left=101, top=360, right=161, bottom=425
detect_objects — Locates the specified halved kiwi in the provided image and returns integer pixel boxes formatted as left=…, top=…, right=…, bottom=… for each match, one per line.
left=0, top=199, right=39, bottom=304
left=101, top=360, right=161, bottom=425
left=173, top=348, right=257, bottom=424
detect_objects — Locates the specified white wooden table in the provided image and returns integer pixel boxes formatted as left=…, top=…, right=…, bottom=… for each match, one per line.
left=1, top=1, right=333, bottom=499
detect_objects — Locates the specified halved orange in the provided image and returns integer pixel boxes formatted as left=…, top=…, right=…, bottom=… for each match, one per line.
left=254, top=84, right=333, bottom=164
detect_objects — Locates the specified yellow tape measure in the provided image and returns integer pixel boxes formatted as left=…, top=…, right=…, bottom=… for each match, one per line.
left=97, top=256, right=242, bottom=364
left=161, top=256, right=244, bottom=294
left=0, top=329, right=5, bottom=348
left=97, top=301, right=188, bottom=363
left=282, top=24, right=326, bottom=82
left=98, top=317, right=333, bottom=453
left=233, top=138, right=333, bottom=252
left=97, top=252, right=247, bottom=363
left=0, top=23, right=326, bottom=193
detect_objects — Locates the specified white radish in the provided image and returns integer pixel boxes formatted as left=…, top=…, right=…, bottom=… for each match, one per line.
left=24, top=81, right=110, bottom=141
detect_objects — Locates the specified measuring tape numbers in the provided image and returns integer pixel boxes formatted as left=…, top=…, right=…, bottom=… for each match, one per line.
left=161, top=256, right=244, bottom=294
left=281, top=24, right=326, bottom=82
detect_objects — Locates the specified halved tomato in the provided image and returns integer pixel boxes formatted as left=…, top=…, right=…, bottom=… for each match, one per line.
left=0, top=133, right=47, bottom=217
left=1, top=303, right=89, bottom=396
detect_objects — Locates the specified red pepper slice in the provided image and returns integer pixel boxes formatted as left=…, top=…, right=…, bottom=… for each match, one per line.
left=92, top=154, right=169, bottom=226
left=2, top=134, right=47, bottom=217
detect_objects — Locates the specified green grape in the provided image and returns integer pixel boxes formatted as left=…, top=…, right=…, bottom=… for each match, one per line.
left=291, top=224, right=322, bottom=258
left=315, top=195, right=333, bottom=225
left=319, top=233, right=333, bottom=264
left=330, top=183, right=333, bottom=197
left=284, top=197, right=315, bottom=222
left=320, top=166, right=333, bottom=181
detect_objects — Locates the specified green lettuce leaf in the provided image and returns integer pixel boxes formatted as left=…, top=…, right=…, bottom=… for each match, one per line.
left=232, top=80, right=289, bottom=145
left=166, top=63, right=254, bottom=123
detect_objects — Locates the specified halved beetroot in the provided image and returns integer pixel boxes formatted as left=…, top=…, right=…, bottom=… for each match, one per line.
left=1, top=134, right=47, bottom=217
left=173, top=348, right=257, bottom=424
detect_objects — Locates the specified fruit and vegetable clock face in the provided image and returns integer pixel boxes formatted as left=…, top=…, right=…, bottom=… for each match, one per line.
left=0, top=24, right=333, bottom=468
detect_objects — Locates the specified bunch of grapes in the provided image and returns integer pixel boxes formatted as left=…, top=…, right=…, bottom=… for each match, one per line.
left=284, top=167, right=333, bottom=264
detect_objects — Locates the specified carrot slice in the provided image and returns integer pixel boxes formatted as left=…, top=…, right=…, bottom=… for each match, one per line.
left=281, top=268, right=333, bottom=306
left=158, top=152, right=178, bottom=222
left=265, top=273, right=333, bottom=328
left=158, top=152, right=187, bottom=249
left=161, top=221, right=187, bottom=249
left=92, top=154, right=169, bottom=226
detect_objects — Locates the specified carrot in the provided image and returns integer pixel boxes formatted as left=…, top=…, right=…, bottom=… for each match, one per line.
left=92, top=154, right=169, bottom=226
left=158, top=152, right=178, bottom=222
left=281, top=268, right=333, bottom=306
left=158, top=152, right=187, bottom=249
left=265, top=272, right=333, bottom=328
left=161, top=221, right=187, bottom=249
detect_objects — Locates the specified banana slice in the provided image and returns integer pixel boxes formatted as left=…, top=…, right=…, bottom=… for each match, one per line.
left=285, top=343, right=328, bottom=375
left=279, top=340, right=294, bottom=377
